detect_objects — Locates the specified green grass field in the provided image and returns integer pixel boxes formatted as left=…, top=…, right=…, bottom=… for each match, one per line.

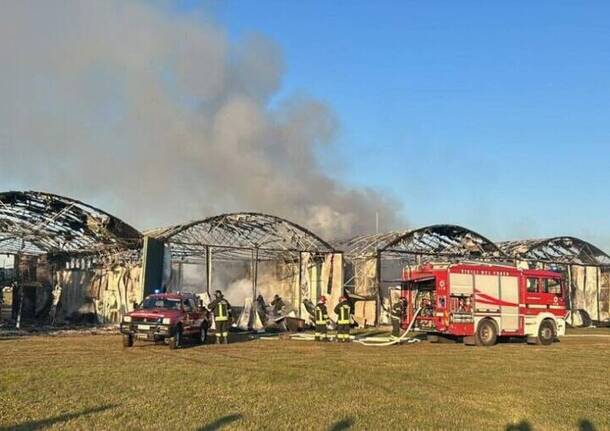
left=1, top=329, right=609, bottom=431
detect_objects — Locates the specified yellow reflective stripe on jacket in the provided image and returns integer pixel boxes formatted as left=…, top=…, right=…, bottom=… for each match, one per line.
left=315, top=308, right=327, bottom=324
left=216, top=302, right=228, bottom=321
left=338, top=305, right=350, bottom=324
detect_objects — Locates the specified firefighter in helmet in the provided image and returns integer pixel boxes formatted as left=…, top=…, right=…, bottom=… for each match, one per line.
left=334, top=296, right=352, bottom=343
left=391, top=297, right=408, bottom=339
left=314, top=296, right=329, bottom=341
left=270, top=294, right=285, bottom=316
left=208, top=290, right=232, bottom=344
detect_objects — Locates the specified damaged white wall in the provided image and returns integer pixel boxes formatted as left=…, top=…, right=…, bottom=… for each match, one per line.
left=56, top=265, right=142, bottom=324
left=570, top=266, right=609, bottom=322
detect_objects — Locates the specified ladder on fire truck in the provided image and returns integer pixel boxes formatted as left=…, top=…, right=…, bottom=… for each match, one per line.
left=355, top=307, right=423, bottom=347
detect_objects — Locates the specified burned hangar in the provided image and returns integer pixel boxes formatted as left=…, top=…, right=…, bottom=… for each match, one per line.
left=1, top=191, right=609, bottom=328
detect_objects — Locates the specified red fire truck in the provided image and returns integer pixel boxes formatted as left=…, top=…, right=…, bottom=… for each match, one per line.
left=401, top=262, right=567, bottom=346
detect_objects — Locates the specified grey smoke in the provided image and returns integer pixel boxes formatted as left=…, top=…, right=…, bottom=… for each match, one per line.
left=0, top=1, right=403, bottom=238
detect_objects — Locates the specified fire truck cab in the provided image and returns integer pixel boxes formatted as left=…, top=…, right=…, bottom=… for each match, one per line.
left=402, top=263, right=567, bottom=346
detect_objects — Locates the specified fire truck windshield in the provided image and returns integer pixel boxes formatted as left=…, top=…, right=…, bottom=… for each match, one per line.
left=141, top=297, right=181, bottom=310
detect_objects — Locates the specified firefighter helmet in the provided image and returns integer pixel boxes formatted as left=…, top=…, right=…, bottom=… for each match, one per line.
left=318, top=295, right=327, bottom=304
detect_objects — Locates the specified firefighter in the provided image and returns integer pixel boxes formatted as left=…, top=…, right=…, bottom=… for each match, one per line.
left=314, top=296, right=329, bottom=341
left=391, top=297, right=408, bottom=339
left=334, top=296, right=352, bottom=343
left=270, top=294, right=285, bottom=316
left=49, top=282, right=63, bottom=326
left=256, top=294, right=268, bottom=326
left=208, top=290, right=232, bottom=344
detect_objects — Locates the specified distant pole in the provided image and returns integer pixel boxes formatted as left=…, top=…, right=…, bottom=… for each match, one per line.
left=205, top=246, right=212, bottom=295
left=596, top=267, right=601, bottom=322
left=375, top=252, right=381, bottom=326
left=14, top=253, right=22, bottom=329
left=251, top=247, right=259, bottom=302
left=567, top=265, right=573, bottom=325
left=297, top=252, right=303, bottom=318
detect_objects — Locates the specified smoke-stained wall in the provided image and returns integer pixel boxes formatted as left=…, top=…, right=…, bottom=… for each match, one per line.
left=349, top=258, right=377, bottom=326
left=570, top=266, right=609, bottom=323
left=600, top=269, right=610, bottom=322
left=56, top=265, right=142, bottom=324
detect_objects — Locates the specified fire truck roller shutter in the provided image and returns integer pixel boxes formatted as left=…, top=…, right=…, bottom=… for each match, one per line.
left=449, top=273, right=474, bottom=296
left=474, top=275, right=502, bottom=332
left=500, top=276, right=519, bottom=332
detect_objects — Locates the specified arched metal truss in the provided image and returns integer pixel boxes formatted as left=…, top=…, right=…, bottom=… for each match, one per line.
left=380, top=224, right=506, bottom=261
left=338, top=226, right=506, bottom=309
left=146, top=212, right=336, bottom=262
left=498, top=237, right=610, bottom=267
left=336, top=231, right=409, bottom=261
left=0, top=191, right=142, bottom=256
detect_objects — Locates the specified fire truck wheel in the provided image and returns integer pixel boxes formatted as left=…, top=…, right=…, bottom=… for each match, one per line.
left=476, top=319, right=497, bottom=347
left=168, top=326, right=182, bottom=350
left=122, top=334, right=134, bottom=348
left=538, top=320, right=555, bottom=346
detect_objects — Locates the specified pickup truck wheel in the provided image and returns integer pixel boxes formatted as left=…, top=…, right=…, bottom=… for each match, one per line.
left=538, top=320, right=555, bottom=346
left=197, top=325, right=207, bottom=345
left=168, top=327, right=182, bottom=350
left=476, top=319, right=497, bottom=347
left=122, top=334, right=134, bottom=348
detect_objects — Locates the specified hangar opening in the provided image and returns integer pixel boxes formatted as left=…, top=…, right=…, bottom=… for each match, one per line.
left=143, top=213, right=341, bottom=330
left=339, top=224, right=507, bottom=327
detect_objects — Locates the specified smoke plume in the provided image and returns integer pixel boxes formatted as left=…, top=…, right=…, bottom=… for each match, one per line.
left=0, top=1, right=403, bottom=239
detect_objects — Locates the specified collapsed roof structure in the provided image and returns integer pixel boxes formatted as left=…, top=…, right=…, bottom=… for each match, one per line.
left=146, top=212, right=335, bottom=263
left=0, top=191, right=141, bottom=258
left=0, top=191, right=143, bottom=325
left=340, top=224, right=506, bottom=269
left=498, top=237, right=610, bottom=267
left=379, top=224, right=506, bottom=262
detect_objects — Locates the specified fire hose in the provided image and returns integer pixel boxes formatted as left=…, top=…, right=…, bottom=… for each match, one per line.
left=354, top=307, right=422, bottom=347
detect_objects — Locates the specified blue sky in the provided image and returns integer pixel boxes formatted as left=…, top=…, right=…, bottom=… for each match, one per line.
left=171, top=1, right=610, bottom=246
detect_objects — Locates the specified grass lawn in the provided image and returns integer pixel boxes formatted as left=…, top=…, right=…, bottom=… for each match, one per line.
left=1, top=329, right=608, bottom=431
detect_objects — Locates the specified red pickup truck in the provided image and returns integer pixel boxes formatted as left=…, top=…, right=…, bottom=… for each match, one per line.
left=120, top=292, right=210, bottom=349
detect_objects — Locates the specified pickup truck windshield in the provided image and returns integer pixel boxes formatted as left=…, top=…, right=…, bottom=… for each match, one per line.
left=141, top=297, right=181, bottom=310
